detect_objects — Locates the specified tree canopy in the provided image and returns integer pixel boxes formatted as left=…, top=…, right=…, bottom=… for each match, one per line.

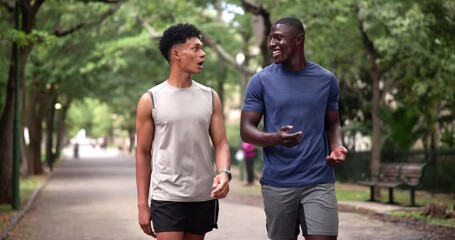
left=0, top=0, right=454, bottom=204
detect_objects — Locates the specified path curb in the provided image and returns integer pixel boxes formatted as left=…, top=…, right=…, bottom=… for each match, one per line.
left=0, top=160, right=62, bottom=240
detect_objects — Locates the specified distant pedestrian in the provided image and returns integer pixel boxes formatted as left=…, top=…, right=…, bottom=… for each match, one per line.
left=73, top=143, right=79, bottom=159
left=241, top=142, right=258, bottom=185
left=135, top=23, right=231, bottom=240
left=240, top=17, right=348, bottom=240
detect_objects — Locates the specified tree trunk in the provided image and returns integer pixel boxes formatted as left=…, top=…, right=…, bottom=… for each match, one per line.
left=0, top=41, right=33, bottom=204
left=45, top=88, right=57, bottom=171
left=241, top=0, right=272, bottom=67
left=0, top=0, right=45, bottom=205
left=0, top=46, right=19, bottom=204
left=26, top=81, right=48, bottom=175
left=55, top=104, right=69, bottom=160
left=356, top=5, right=382, bottom=198
left=370, top=54, right=381, bottom=178
left=21, top=76, right=29, bottom=178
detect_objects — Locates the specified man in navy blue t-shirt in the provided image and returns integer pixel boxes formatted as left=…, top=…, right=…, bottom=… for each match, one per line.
left=241, top=17, right=348, bottom=240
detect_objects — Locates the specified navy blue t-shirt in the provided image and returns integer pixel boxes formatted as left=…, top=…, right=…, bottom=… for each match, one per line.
left=242, top=61, right=339, bottom=187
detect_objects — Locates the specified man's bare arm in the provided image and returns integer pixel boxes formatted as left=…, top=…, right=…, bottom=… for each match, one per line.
left=325, top=110, right=347, bottom=167
left=209, top=91, right=231, bottom=199
left=135, top=93, right=155, bottom=237
left=240, top=111, right=302, bottom=147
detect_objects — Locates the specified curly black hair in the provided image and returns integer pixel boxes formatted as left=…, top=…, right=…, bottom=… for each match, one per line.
left=159, top=23, right=201, bottom=63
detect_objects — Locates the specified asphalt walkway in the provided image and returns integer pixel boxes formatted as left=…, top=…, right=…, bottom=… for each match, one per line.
left=3, top=146, right=426, bottom=240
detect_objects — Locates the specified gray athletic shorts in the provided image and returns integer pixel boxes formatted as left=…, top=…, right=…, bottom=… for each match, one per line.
left=262, top=183, right=338, bottom=239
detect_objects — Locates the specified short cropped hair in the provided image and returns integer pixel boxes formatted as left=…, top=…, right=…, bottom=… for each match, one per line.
left=159, top=23, right=201, bottom=62
left=274, top=17, right=305, bottom=36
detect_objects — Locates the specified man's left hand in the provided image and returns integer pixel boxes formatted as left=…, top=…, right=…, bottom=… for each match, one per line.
left=211, top=173, right=230, bottom=198
left=326, top=146, right=348, bottom=167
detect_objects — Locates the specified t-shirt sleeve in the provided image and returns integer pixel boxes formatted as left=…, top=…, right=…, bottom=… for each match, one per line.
left=327, top=73, right=339, bottom=111
left=242, top=73, right=264, bottom=113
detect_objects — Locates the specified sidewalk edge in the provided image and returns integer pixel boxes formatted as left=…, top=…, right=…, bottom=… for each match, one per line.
left=0, top=159, right=62, bottom=240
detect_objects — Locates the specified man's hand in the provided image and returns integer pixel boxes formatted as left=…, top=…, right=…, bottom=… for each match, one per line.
left=211, top=173, right=230, bottom=198
left=326, top=146, right=348, bottom=167
left=138, top=205, right=156, bottom=238
left=277, top=125, right=302, bottom=147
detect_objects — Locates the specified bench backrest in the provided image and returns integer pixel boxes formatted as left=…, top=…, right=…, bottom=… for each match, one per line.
left=399, top=163, right=427, bottom=186
left=378, top=163, right=401, bottom=182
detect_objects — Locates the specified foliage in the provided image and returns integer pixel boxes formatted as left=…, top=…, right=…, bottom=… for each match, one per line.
left=381, top=105, right=421, bottom=150
left=226, top=121, right=241, bottom=149
left=66, top=98, right=113, bottom=139
left=0, top=0, right=454, bottom=187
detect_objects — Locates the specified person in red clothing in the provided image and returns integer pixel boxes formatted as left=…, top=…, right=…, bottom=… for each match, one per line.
left=241, top=142, right=258, bottom=185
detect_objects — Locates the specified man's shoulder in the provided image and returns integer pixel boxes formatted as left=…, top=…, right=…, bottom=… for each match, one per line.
left=259, top=64, right=279, bottom=74
left=253, top=64, right=279, bottom=80
left=148, top=81, right=167, bottom=93
left=192, top=80, right=212, bottom=93
left=308, top=61, right=336, bottom=78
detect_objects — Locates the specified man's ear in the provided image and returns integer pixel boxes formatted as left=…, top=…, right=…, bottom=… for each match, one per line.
left=295, top=34, right=305, bottom=45
left=171, top=48, right=180, bottom=61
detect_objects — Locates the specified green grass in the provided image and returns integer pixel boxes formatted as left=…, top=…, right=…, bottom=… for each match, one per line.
left=335, top=182, right=455, bottom=208
left=0, top=175, right=46, bottom=231
left=19, top=175, right=45, bottom=204
left=337, top=182, right=455, bottom=227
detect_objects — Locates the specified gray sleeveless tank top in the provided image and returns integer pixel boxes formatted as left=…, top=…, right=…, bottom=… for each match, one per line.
left=148, top=80, right=215, bottom=201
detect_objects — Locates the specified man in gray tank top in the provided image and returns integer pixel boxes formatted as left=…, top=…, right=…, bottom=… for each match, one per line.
left=135, top=23, right=231, bottom=240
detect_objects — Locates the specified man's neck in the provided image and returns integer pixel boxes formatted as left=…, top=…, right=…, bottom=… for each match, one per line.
left=167, top=70, right=193, bottom=88
left=283, top=56, right=307, bottom=72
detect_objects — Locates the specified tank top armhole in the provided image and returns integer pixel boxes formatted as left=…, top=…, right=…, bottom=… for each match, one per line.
left=210, top=89, right=214, bottom=111
left=147, top=90, right=155, bottom=109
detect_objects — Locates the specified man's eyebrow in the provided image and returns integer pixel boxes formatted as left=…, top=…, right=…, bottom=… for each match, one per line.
left=269, top=33, right=284, bottom=37
left=193, top=42, right=203, bottom=47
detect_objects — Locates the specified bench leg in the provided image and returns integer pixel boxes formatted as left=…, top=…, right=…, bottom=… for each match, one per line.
left=369, top=186, right=376, bottom=201
left=388, top=188, right=394, bottom=204
left=410, top=189, right=416, bottom=207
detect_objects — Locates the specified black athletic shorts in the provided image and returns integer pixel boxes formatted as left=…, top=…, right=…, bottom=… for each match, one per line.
left=150, top=199, right=219, bottom=235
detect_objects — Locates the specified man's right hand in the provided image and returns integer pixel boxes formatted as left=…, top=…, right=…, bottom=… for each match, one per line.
left=138, top=205, right=156, bottom=238
left=277, top=125, right=302, bottom=147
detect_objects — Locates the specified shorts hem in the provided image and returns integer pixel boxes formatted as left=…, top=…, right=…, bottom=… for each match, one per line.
left=187, top=228, right=216, bottom=235
left=304, top=231, right=338, bottom=236
left=268, top=235, right=298, bottom=240
left=154, top=228, right=183, bottom=233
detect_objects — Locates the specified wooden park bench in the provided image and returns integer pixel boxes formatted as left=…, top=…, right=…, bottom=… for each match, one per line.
left=357, top=162, right=427, bottom=207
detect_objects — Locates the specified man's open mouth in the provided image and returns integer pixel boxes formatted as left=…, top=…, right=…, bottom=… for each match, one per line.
left=272, top=49, right=281, bottom=57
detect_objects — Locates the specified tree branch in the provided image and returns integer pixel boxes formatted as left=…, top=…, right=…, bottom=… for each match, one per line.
left=355, top=6, right=377, bottom=60
left=200, top=34, right=256, bottom=76
left=31, top=0, right=46, bottom=13
left=0, top=0, right=14, bottom=13
left=241, top=0, right=272, bottom=67
left=136, top=15, right=161, bottom=40
left=138, top=16, right=256, bottom=76
left=53, top=2, right=122, bottom=37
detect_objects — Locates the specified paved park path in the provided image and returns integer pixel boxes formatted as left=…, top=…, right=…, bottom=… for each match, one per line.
left=5, top=146, right=425, bottom=240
